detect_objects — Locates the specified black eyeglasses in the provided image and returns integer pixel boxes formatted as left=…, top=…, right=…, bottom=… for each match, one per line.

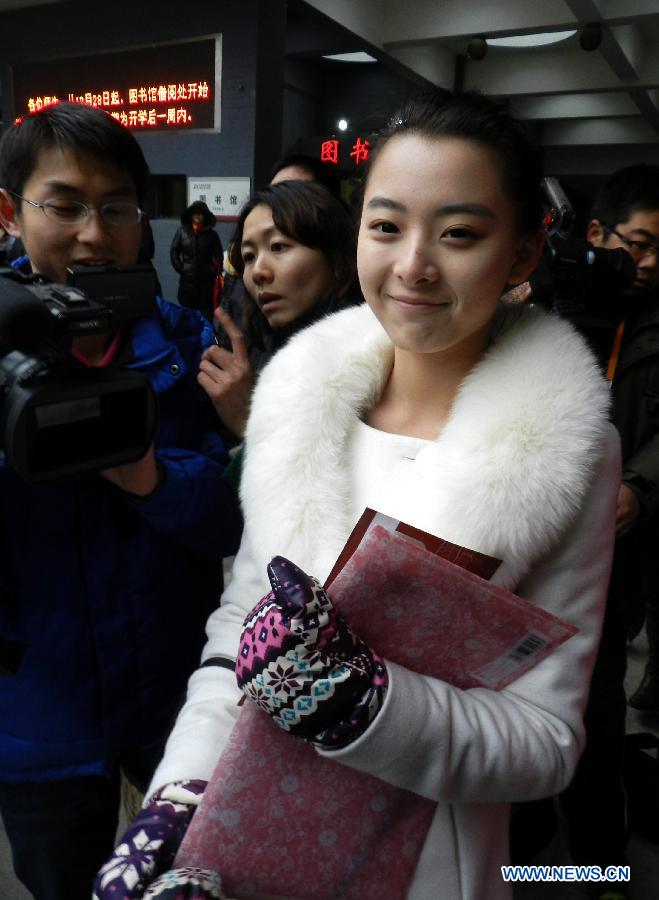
left=8, top=191, right=143, bottom=227
left=604, top=223, right=659, bottom=260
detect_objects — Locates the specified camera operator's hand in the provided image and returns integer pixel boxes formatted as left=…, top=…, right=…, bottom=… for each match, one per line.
left=616, top=483, right=640, bottom=537
left=101, top=445, right=162, bottom=497
left=198, top=307, right=254, bottom=440
left=93, top=780, right=207, bottom=899
left=237, top=557, right=388, bottom=750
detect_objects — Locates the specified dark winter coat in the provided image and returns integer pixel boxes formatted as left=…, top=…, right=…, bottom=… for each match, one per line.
left=0, top=296, right=243, bottom=782
left=611, top=294, right=659, bottom=520
left=603, top=293, right=659, bottom=628
left=170, top=202, right=223, bottom=313
left=0, top=234, right=25, bottom=266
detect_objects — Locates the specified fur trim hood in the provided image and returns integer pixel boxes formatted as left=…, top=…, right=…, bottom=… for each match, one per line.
left=241, top=302, right=611, bottom=589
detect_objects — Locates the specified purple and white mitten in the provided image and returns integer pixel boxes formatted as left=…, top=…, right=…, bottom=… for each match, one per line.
left=143, top=866, right=225, bottom=899
left=93, top=780, right=207, bottom=899
left=236, top=556, right=388, bottom=750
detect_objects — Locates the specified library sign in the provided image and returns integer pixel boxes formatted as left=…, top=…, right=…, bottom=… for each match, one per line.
left=13, top=38, right=220, bottom=131
left=187, top=177, right=251, bottom=221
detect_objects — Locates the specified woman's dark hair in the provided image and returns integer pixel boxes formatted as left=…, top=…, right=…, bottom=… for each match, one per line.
left=362, top=90, right=544, bottom=233
left=229, top=180, right=358, bottom=349
left=0, top=102, right=149, bottom=205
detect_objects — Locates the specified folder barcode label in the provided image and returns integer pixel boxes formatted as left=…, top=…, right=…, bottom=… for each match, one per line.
left=470, top=632, right=550, bottom=688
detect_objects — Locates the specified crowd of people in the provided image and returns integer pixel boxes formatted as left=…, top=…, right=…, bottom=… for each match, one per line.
left=0, top=87, right=657, bottom=900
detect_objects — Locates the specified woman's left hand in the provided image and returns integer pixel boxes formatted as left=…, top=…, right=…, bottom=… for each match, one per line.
left=236, top=557, right=388, bottom=750
left=142, top=867, right=227, bottom=898
left=198, top=307, right=254, bottom=439
left=93, top=780, right=207, bottom=899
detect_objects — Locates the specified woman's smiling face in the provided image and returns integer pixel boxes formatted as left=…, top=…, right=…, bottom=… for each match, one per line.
left=357, top=134, right=542, bottom=360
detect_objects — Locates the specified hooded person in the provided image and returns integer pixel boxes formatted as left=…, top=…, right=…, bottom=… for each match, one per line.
left=170, top=200, right=223, bottom=322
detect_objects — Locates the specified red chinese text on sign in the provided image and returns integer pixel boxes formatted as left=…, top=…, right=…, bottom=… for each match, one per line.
left=320, top=140, right=339, bottom=165
left=350, top=137, right=370, bottom=165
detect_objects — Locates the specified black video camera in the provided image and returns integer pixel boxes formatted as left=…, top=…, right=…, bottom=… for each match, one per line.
left=530, top=177, right=637, bottom=327
left=0, top=264, right=158, bottom=483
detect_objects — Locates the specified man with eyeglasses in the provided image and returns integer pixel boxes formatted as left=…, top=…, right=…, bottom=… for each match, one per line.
left=0, top=102, right=242, bottom=899
left=558, top=165, right=659, bottom=900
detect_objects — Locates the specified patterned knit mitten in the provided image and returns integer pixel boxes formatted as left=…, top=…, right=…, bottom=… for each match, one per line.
left=93, top=780, right=207, bottom=899
left=143, top=866, right=226, bottom=899
left=236, top=556, right=388, bottom=750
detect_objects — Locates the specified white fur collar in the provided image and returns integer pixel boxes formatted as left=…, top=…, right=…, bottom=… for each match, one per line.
left=241, top=302, right=610, bottom=588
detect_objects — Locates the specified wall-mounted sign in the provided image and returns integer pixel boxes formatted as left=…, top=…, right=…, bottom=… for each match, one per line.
left=12, top=37, right=221, bottom=131
left=187, top=177, right=251, bottom=221
left=320, top=137, right=371, bottom=167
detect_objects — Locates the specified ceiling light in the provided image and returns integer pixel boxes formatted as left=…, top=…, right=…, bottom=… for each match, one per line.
left=322, top=52, right=377, bottom=63
left=487, top=31, right=576, bottom=48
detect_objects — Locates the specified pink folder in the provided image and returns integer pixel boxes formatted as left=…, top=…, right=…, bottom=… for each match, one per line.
left=176, top=510, right=577, bottom=899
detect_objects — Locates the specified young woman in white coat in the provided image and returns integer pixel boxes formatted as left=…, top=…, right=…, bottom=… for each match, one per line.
left=96, top=92, right=620, bottom=900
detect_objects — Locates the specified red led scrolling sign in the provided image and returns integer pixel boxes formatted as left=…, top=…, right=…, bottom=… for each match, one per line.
left=12, top=39, right=218, bottom=131
left=17, top=80, right=211, bottom=130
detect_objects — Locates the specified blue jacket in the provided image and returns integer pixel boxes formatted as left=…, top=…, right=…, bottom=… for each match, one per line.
left=0, top=296, right=242, bottom=782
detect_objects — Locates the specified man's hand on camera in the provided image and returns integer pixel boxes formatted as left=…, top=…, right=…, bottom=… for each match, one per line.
left=101, top=444, right=162, bottom=497
left=616, top=483, right=640, bottom=537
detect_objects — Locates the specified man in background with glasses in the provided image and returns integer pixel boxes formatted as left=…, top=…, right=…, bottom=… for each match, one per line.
left=0, top=102, right=242, bottom=900
left=560, top=165, right=659, bottom=900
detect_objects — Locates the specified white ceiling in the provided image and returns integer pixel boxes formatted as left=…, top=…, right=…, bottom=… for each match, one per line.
left=304, top=0, right=659, bottom=176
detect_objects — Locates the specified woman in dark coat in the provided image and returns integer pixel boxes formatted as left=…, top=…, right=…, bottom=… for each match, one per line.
left=170, top=201, right=223, bottom=322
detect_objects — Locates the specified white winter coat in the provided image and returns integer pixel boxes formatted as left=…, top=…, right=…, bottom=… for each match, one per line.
left=151, top=302, right=620, bottom=900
